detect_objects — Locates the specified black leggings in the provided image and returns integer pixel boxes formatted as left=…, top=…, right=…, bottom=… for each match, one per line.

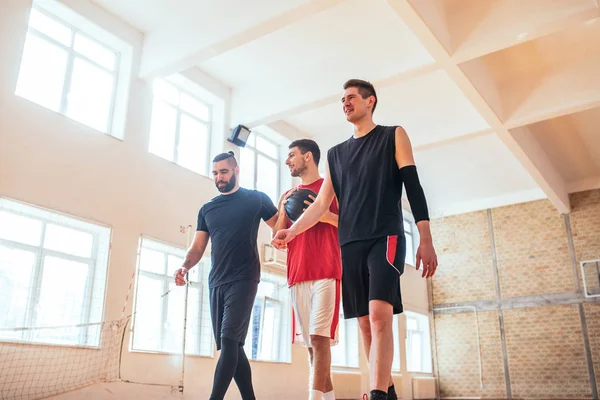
left=209, top=337, right=255, bottom=400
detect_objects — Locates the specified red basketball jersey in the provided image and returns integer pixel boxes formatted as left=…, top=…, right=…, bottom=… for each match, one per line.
left=286, top=178, right=342, bottom=286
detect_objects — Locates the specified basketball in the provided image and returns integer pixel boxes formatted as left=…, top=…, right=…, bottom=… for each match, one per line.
left=285, top=188, right=317, bottom=222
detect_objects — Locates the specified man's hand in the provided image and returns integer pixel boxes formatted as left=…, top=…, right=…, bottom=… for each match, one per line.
left=174, top=231, right=209, bottom=286
left=416, top=239, right=438, bottom=278
left=304, top=194, right=315, bottom=212
left=279, top=187, right=298, bottom=212
left=271, top=228, right=297, bottom=250
left=174, top=267, right=189, bottom=286
left=281, top=187, right=315, bottom=213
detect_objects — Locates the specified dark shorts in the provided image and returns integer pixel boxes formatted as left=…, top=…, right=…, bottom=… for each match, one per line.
left=340, top=235, right=406, bottom=319
left=209, top=280, right=258, bottom=351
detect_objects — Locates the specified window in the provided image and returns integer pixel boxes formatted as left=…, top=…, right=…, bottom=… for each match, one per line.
left=392, top=314, right=401, bottom=372
left=405, top=311, right=432, bottom=373
left=404, top=217, right=417, bottom=266
left=240, top=133, right=280, bottom=204
left=131, top=238, right=213, bottom=356
left=148, top=79, right=212, bottom=176
left=331, top=304, right=360, bottom=368
left=15, top=2, right=131, bottom=137
left=0, top=198, right=110, bottom=347
left=245, top=272, right=290, bottom=362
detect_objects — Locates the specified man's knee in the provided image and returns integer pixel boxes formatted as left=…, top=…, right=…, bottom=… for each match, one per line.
left=369, top=300, right=393, bottom=333
left=221, top=337, right=240, bottom=350
left=310, top=335, right=330, bottom=350
left=310, top=336, right=331, bottom=374
left=358, top=315, right=371, bottom=337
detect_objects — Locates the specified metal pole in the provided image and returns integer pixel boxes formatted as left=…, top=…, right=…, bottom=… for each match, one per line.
left=596, top=262, right=600, bottom=291
left=180, top=225, right=192, bottom=394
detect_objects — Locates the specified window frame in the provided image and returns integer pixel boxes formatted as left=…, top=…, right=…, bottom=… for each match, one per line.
left=245, top=272, right=290, bottom=364
left=240, top=132, right=281, bottom=203
left=391, top=314, right=401, bottom=372
left=17, top=5, right=123, bottom=136
left=580, top=259, right=600, bottom=298
left=403, top=214, right=418, bottom=267
left=148, top=80, right=213, bottom=177
left=249, top=295, right=283, bottom=361
left=405, top=310, right=433, bottom=374
left=331, top=304, right=360, bottom=370
left=129, top=236, right=213, bottom=357
left=0, top=199, right=109, bottom=348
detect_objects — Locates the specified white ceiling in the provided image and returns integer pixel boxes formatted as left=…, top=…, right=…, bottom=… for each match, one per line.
left=92, top=0, right=600, bottom=217
left=92, top=0, right=311, bottom=42
left=524, top=108, right=600, bottom=185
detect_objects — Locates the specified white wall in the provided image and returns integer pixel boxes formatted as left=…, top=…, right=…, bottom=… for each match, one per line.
left=0, top=0, right=434, bottom=398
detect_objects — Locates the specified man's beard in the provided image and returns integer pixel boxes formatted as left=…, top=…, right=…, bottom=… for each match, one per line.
left=290, top=163, right=306, bottom=178
left=216, top=175, right=236, bottom=193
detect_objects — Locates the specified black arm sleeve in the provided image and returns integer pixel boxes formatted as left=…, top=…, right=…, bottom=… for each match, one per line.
left=400, top=165, right=429, bottom=223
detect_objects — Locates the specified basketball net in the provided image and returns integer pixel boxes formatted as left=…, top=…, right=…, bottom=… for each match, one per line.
left=0, top=225, right=194, bottom=400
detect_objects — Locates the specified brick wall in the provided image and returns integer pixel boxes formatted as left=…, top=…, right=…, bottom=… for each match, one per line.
left=434, top=311, right=506, bottom=398
left=430, top=210, right=496, bottom=303
left=492, top=200, right=574, bottom=298
left=584, top=304, right=600, bottom=397
left=572, top=190, right=600, bottom=398
left=431, top=189, right=600, bottom=399
left=434, top=312, right=482, bottom=396
left=503, top=305, right=590, bottom=398
left=572, top=190, right=600, bottom=292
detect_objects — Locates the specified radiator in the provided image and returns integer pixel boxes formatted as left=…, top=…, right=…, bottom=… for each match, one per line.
left=412, top=376, right=437, bottom=399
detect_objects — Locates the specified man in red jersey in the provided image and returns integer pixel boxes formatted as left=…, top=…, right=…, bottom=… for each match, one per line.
left=274, top=139, right=341, bottom=400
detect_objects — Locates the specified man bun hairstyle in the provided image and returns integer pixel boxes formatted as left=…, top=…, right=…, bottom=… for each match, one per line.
left=289, top=139, right=321, bottom=166
left=213, top=151, right=238, bottom=167
left=343, top=79, right=378, bottom=114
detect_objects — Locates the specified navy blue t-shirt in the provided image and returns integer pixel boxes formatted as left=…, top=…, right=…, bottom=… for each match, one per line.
left=197, top=188, right=277, bottom=288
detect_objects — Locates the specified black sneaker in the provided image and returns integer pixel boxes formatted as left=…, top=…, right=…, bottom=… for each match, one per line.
left=370, top=390, right=388, bottom=400
left=388, top=384, right=398, bottom=400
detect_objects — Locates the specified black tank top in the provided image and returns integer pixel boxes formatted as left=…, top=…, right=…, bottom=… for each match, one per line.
left=327, top=125, right=404, bottom=246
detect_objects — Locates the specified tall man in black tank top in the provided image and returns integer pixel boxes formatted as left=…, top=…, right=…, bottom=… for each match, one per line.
left=273, top=79, right=438, bottom=400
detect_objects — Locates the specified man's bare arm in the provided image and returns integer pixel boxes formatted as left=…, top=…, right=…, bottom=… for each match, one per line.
left=288, top=161, right=335, bottom=236
left=319, top=210, right=338, bottom=227
left=273, top=192, right=290, bottom=237
left=394, top=126, right=437, bottom=277
left=264, top=211, right=279, bottom=229
left=394, top=125, right=416, bottom=168
left=394, top=126, right=431, bottom=237
left=182, top=230, right=210, bottom=271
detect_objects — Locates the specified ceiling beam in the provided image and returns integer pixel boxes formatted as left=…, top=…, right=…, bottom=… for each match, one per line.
left=266, top=120, right=314, bottom=142
left=179, top=67, right=231, bottom=102
left=412, top=128, right=494, bottom=152
left=244, top=61, right=440, bottom=128
left=385, top=0, right=571, bottom=214
left=505, top=97, right=600, bottom=130
left=567, top=177, right=600, bottom=194
left=452, top=8, right=600, bottom=64
left=139, top=0, right=346, bottom=79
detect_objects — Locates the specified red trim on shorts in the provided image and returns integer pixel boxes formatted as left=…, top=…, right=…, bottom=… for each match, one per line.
left=291, top=306, right=296, bottom=344
left=330, top=280, right=341, bottom=339
left=387, top=235, right=398, bottom=266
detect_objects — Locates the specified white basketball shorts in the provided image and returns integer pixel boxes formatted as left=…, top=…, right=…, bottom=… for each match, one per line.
left=291, top=278, right=340, bottom=347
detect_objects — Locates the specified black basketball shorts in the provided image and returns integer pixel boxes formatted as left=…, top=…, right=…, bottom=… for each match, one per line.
left=209, top=279, right=258, bottom=350
left=340, top=235, right=406, bottom=319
